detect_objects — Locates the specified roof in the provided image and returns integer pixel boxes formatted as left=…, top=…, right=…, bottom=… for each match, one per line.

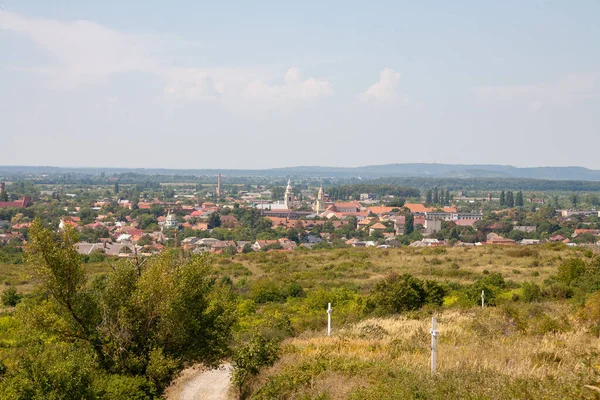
left=370, top=222, right=387, bottom=230
left=368, top=206, right=396, bottom=215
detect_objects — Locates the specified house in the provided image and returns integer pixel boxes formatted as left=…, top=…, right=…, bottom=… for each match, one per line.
left=369, top=222, right=387, bottom=236
left=211, top=240, right=237, bottom=252
left=486, top=233, right=516, bottom=245
left=423, top=219, right=442, bottom=235
left=454, top=219, right=478, bottom=228
left=181, top=237, right=200, bottom=250
left=345, top=238, right=366, bottom=247
left=59, top=217, right=81, bottom=230
left=520, top=239, right=541, bottom=245
left=0, top=196, right=32, bottom=209
left=220, top=215, right=239, bottom=228
left=367, top=206, right=396, bottom=216
left=278, top=238, right=297, bottom=250
left=253, top=240, right=278, bottom=251
left=394, top=216, right=406, bottom=235
left=514, top=226, right=537, bottom=233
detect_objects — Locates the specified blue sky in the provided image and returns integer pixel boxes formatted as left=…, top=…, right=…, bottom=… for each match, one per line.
left=1, top=1, right=598, bottom=169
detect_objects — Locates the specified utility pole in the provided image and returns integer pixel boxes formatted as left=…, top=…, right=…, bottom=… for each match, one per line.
left=430, top=317, right=438, bottom=375
left=327, top=303, right=332, bottom=337
left=481, top=290, right=485, bottom=308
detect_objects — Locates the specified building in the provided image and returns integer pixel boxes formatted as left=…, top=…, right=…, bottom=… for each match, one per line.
left=216, top=173, right=222, bottom=197
left=561, top=210, right=598, bottom=218
left=284, top=179, right=294, bottom=209
left=164, top=210, right=178, bottom=229
left=0, top=196, right=32, bottom=209
left=315, top=185, right=325, bottom=213
left=424, top=219, right=442, bottom=235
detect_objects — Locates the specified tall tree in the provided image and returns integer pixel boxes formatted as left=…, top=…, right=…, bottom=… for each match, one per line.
left=445, top=189, right=451, bottom=205
left=114, top=181, right=120, bottom=195
left=404, top=212, right=414, bottom=235
left=516, top=191, right=524, bottom=207
left=570, top=194, right=578, bottom=208
left=433, top=187, right=439, bottom=204
left=506, top=191, right=515, bottom=208
left=499, top=191, right=506, bottom=206
left=425, top=190, right=433, bottom=205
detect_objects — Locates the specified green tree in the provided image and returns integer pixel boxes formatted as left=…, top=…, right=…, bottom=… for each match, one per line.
left=515, top=191, right=524, bottom=207
left=1, top=286, right=21, bottom=307
left=433, top=187, right=439, bottom=204
left=499, top=190, right=506, bottom=206
left=23, top=220, right=237, bottom=395
left=404, top=212, right=414, bottom=235
left=506, top=191, right=515, bottom=208
left=114, top=181, right=120, bottom=195
left=425, top=190, right=433, bottom=205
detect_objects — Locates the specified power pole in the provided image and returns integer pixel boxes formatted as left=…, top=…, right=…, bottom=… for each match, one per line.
left=481, top=290, right=485, bottom=308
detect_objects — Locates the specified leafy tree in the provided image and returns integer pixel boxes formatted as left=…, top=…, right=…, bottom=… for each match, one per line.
left=570, top=194, right=578, bottom=208
left=114, top=181, right=119, bottom=195
left=207, top=213, right=221, bottom=229
left=499, top=191, right=505, bottom=206
left=433, top=187, right=439, bottom=204
left=0, top=190, right=7, bottom=202
left=22, top=220, right=237, bottom=395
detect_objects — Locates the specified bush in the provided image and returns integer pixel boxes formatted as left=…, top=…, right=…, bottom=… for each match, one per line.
left=366, top=274, right=446, bottom=315
left=232, top=334, right=280, bottom=394
left=1, top=286, right=21, bottom=307
left=521, top=281, right=542, bottom=302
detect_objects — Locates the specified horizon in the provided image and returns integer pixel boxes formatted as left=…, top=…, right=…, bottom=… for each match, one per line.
left=1, top=161, right=600, bottom=171
left=1, top=2, right=599, bottom=169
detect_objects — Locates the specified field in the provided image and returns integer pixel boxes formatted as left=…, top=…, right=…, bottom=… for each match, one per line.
left=1, top=244, right=599, bottom=399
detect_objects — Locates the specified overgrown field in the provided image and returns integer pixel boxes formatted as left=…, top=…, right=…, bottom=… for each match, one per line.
left=1, top=243, right=600, bottom=399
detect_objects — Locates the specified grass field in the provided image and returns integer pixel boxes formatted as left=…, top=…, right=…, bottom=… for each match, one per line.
left=1, top=244, right=599, bottom=399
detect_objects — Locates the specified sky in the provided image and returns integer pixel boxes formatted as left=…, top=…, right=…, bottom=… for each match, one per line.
left=0, top=1, right=599, bottom=170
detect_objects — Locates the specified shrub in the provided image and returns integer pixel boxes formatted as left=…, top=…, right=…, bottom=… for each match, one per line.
left=1, top=286, right=21, bottom=307
left=521, top=281, right=542, bottom=302
left=366, top=274, right=446, bottom=315
left=232, top=334, right=279, bottom=394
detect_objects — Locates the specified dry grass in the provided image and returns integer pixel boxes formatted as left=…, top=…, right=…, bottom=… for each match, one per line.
left=235, top=245, right=581, bottom=291
left=248, top=303, right=600, bottom=399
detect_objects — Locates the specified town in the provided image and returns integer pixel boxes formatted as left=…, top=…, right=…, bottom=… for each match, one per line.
left=2, top=175, right=600, bottom=264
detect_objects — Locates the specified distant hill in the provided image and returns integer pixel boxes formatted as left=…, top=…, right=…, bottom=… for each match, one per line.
left=2, top=163, right=600, bottom=181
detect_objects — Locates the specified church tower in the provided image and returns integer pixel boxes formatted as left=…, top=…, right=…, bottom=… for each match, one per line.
left=284, top=179, right=294, bottom=209
left=315, top=185, right=325, bottom=213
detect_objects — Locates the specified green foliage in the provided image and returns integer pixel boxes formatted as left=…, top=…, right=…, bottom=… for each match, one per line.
left=366, top=274, right=447, bottom=315
left=250, top=279, right=305, bottom=304
left=1, top=286, right=22, bottom=307
left=521, top=281, right=542, bottom=302
left=15, top=221, right=237, bottom=396
left=232, top=333, right=280, bottom=392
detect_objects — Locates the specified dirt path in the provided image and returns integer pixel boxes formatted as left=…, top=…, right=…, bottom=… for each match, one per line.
left=165, top=363, right=233, bottom=400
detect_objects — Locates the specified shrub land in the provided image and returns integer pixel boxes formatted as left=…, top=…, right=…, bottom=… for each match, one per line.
left=0, top=235, right=599, bottom=398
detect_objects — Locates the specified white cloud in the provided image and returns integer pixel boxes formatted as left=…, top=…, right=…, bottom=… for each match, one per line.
left=244, top=68, right=333, bottom=100
left=0, top=11, right=332, bottom=103
left=473, top=74, right=598, bottom=110
left=360, top=68, right=421, bottom=107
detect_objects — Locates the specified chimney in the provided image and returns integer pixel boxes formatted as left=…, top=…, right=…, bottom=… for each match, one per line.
left=217, top=173, right=221, bottom=197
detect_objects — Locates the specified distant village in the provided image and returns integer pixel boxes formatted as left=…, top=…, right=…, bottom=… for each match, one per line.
left=1, top=177, right=600, bottom=259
